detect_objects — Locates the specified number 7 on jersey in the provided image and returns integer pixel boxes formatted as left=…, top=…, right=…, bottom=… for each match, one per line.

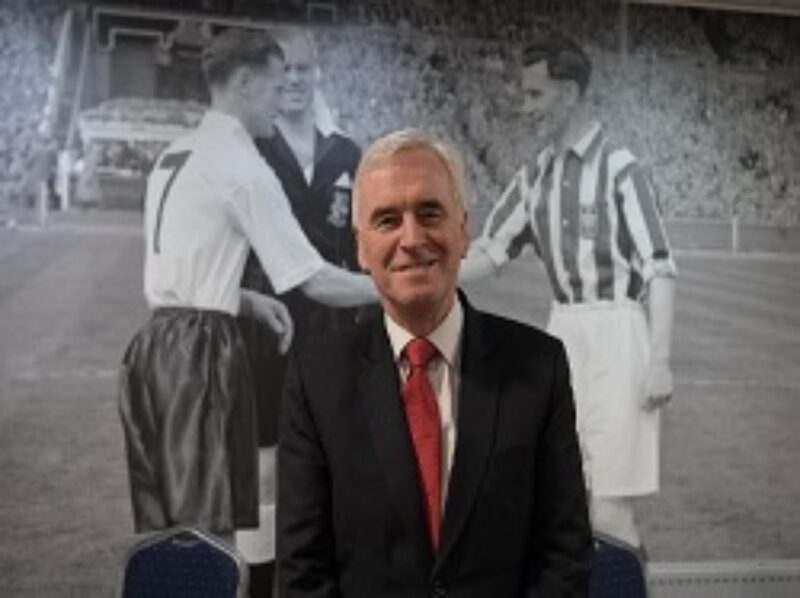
left=152, top=150, right=191, bottom=254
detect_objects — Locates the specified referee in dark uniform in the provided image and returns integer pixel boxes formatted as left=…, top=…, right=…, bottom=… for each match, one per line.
left=237, top=26, right=364, bottom=597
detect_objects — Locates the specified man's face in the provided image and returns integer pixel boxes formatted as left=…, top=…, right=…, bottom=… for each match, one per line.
left=244, top=56, right=285, bottom=136
left=355, top=148, right=469, bottom=326
left=280, top=35, right=316, bottom=116
left=519, top=60, right=575, bottom=137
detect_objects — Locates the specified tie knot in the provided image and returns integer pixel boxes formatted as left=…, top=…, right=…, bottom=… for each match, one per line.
left=404, top=337, right=438, bottom=369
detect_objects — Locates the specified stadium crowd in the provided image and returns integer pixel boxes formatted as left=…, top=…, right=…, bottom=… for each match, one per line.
left=78, top=98, right=205, bottom=174
left=312, top=11, right=799, bottom=225
left=0, top=0, right=798, bottom=225
left=0, top=0, right=68, bottom=215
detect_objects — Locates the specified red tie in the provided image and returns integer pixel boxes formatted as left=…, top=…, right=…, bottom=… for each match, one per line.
left=402, top=337, right=442, bottom=550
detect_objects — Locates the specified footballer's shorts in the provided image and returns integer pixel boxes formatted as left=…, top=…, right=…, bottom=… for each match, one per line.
left=547, top=299, right=660, bottom=498
left=119, top=307, right=258, bottom=534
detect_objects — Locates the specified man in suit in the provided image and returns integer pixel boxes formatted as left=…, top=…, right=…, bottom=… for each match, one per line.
left=278, top=128, right=592, bottom=597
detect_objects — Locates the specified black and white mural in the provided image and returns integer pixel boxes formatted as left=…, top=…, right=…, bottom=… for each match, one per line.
left=0, top=1, right=798, bottom=594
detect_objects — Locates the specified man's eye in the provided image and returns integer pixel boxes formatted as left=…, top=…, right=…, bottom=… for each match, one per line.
left=419, top=206, right=443, bottom=222
left=373, top=214, right=399, bottom=229
left=526, top=89, right=542, bottom=99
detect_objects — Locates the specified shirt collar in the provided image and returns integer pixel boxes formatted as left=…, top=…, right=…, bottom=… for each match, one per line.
left=569, top=120, right=603, bottom=159
left=536, top=119, right=603, bottom=169
left=316, top=116, right=339, bottom=138
left=384, top=298, right=464, bottom=368
left=313, top=89, right=341, bottom=137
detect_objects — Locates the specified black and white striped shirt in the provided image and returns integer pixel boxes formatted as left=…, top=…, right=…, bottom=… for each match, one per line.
left=474, top=122, right=676, bottom=304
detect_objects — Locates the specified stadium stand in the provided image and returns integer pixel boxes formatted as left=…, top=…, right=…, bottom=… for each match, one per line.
left=0, top=0, right=798, bottom=227
left=0, top=0, right=69, bottom=218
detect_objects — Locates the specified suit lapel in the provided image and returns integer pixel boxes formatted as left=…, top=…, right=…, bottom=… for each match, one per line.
left=311, top=129, right=339, bottom=188
left=358, top=318, right=434, bottom=568
left=434, top=297, right=501, bottom=575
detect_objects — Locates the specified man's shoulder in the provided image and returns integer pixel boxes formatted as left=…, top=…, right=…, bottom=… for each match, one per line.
left=291, top=310, right=380, bottom=364
left=328, top=131, right=359, bottom=151
left=471, top=306, right=563, bottom=357
left=187, top=128, right=280, bottom=193
left=159, top=123, right=241, bottom=168
left=322, top=131, right=361, bottom=164
left=596, top=131, right=640, bottom=175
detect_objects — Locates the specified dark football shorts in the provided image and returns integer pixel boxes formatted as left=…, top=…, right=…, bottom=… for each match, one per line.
left=119, top=307, right=258, bottom=534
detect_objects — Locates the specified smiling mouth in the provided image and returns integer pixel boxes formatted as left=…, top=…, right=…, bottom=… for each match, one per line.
left=393, top=259, right=437, bottom=273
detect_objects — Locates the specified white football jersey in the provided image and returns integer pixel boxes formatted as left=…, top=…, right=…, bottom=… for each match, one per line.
left=144, top=110, right=324, bottom=314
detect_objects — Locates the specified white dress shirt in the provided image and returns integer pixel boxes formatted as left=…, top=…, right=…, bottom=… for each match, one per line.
left=384, top=299, right=464, bottom=507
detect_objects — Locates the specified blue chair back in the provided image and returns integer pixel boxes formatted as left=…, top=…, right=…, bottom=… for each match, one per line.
left=590, top=533, right=648, bottom=598
left=118, top=526, right=248, bottom=598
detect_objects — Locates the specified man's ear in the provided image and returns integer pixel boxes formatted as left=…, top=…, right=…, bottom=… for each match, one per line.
left=460, top=207, right=470, bottom=258
left=563, top=80, right=581, bottom=110
left=230, top=66, right=251, bottom=99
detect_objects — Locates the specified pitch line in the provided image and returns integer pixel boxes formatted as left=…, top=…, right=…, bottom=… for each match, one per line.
left=5, top=367, right=118, bottom=382
left=680, top=377, right=800, bottom=393
left=673, top=249, right=800, bottom=263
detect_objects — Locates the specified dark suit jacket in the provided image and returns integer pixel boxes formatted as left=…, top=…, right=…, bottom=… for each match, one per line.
left=246, top=126, right=362, bottom=336
left=278, top=295, right=592, bottom=598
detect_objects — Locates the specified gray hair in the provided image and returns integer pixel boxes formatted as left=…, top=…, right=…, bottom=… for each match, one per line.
left=352, top=128, right=467, bottom=227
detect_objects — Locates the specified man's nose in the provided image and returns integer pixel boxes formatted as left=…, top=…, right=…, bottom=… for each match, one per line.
left=285, top=67, right=300, bottom=83
left=519, top=95, right=540, bottom=115
left=398, top=215, right=425, bottom=248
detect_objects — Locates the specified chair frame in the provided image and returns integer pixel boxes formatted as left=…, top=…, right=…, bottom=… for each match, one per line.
left=116, top=525, right=249, bottom=598
left=592, top=531, right=650, bottom=598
